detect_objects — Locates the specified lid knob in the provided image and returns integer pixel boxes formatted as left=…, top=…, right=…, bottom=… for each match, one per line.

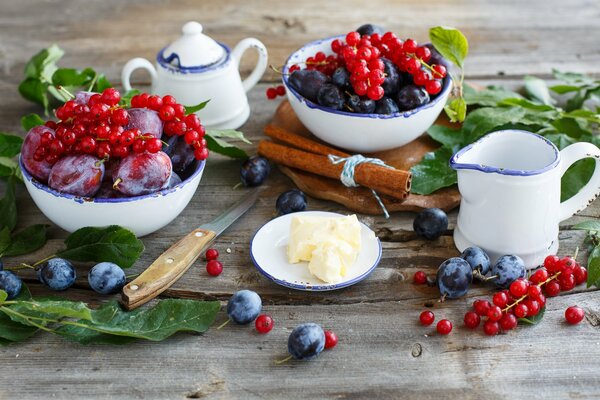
left=182, top=21, right=203, bottom=35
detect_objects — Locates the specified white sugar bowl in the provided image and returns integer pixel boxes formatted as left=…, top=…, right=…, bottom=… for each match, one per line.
left=122, top=21, right=268, bottom=129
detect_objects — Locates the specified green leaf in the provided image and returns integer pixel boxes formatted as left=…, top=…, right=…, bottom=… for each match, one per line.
left=92, top=74, right=112, bottom=92
left=429, top=26, right=469, bottom=68
left=444, top=97, right=467, bottom=123
left=0, top=307, right=38, bottom=343
left=427, top=125, right=464, bottom=147
left=21, top=114, right=45, bottom=131
left=518, top=306, right=545, bottom=325
left=462, top=106, right=526, bottom=142
left=205, top=134, right=248, bottom=159
left=0, top=133, right=24, bottom=158
left=184, top=100, right=210, bottom=115
left=0, top=175, right=17, bottom=231
left=51, top=67, right=95, bottom=87
left=57, top=225, right=144, bottom=268
left=0, top=291, right=7, bottom=304
left=524, top=76, right=555, bottom=105
left=3, top=224, right=48, bottom=257
left=10, top=300, right=93, bottom=321
left=463, top=84, right=522, bottom=107
left=586, top=246, right=600, bottom=288
left=561, top=158, right=595, bottom=201
left=0, top=227, right=11, bottom=255
left=207, top=129, right=252, bottom=144
left=119, top=89, right=140, bottom=108
left=573, top=221, right=600, bottom=231
left=410, top=146, right=457, bottom=195
left=562, top=109, right=600, bottom=124
left=56, top=299, right=220, bottom=342
left=549, top=84, right=581, bottom=94
left=545, top=133, right=578, bottom=150
left=18, top=78, right=49, bottom=112
left=550, top=117, right=592, bottom=140
left=24, top=44, right=64, bottom=81
left=552, top=69, right=596, bottom=86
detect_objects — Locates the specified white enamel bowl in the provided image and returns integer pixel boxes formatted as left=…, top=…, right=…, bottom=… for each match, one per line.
left=282, top=35, right=452, bottom=153
left=250, top=211, right=382, bottom=291
left=20, top=157, right=205, bottom=237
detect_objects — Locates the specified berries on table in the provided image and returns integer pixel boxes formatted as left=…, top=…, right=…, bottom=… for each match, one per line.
left=255, top=314, right=274, bottom=334
left=483, top=320, right=500, bottom=336
left=276, top=189, right=308, bottom=215
left=413, top=208, right=448, bottom=240
left=461, top=246, right=491, bottom=276
left=413, top=271, right=427, bottom=285
left=39, top=258, right=76, bottom=291
left=574, top=265, right=588, bottom=285
left=0, top=271, right=22, bottom=300
left=490, top=255, right=525, bottom=289
left=436, top=319, right=452, bottom=335
left=499, top=313, right=518, bottom=331
left=205, top=248, right=219, bottom=261
left=240, top=156, right=270, bottom=187
left=226, top=290, right=262, bottom=324
left=492, top=291, right=509, bottom=308
left=419, top=310, right=435, bottom=326
left=287, top=323, right=325, bottom=360
left=473, top=299, right=492, bottom=316
left=88, top=262, right=126, bottom=294
left=509, top=278, right=529, bottom=298
left=324, top=330, right=338, bottom=349
left=487, top=305, right=503, bottom=322
left=464, top=311, right=480, bottom=329
left=206, top=260, right=223, bottom=277
left=545, top=280, right=561, bottom=297
left=565, top=306, right=585, bottom=324
left=436, top=257, right=472, bottom=299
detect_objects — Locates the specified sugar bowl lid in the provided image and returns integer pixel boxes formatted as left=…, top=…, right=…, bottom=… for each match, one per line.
left=159, top=21, right=225, bottom=70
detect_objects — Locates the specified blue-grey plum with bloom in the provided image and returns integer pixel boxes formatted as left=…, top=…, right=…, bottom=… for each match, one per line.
left=227, top=290, right=262, bottom=324
left=491, top=255, right=526, bottom=288
left=288, top=323, right=325, bottom=360
left=461, top=246, right=491, bottom=276
left=39, top=258, right=76, bottom=291
left=437, top=257, right=472, bottom=299
left=0, top=271, right=22, bottom=300
left=88, top=262, right=126, bottom=294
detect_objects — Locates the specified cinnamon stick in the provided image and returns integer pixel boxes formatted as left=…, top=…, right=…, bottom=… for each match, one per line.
left=264, top=124, right=348, bottom=158
left=258, top=140, right=410, bottom=200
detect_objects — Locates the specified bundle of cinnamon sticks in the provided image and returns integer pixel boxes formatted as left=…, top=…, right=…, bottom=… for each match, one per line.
left=258, top=125, right=412, bottom=200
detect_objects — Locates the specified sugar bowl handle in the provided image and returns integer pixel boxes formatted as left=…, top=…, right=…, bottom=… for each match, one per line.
left=121, top=58, right=158, bottom=92
left=559, top=142, right=600, bottom=221
left=232, top=38, right=268, bottom=93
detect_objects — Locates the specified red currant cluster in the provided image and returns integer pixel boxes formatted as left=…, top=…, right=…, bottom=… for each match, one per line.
left=265, top=85, right=286, bottom=100
left=465, top=254, right=587, bottom=335
left=35, top=88, right=208, bottom=165
left=204, top=248, right=223, bottom=277
left=131, top=93, right=208, bottom=160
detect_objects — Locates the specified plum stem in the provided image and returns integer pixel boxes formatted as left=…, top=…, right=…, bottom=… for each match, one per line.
left=216, top=319, right=230, bottom=330
left=274, top=355, right=293, bottom=365
left=112, top=178, right=122, bottom=190
left=483, top=274, right=498, bottom=282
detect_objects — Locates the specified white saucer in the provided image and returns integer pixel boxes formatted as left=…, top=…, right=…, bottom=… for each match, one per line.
left=250, top=211, right=382, bottom=291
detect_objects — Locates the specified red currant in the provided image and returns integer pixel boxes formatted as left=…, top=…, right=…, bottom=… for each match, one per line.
left=413, top=271, right=427, bottom=285
left=90, top=103, right=109, bottom=120
left=331, top=39, right=343, bottom=53
left=419, top=310, right=435, bottom=326
left=406, top=58, right=421, bottom=74
left=367, top=85, right=384, bottom=101
left=146, top=138, right=162, bottom=153
left=530, top=268, right=549, bottom=284
left=275, top=85, right=286, bottom=96
left=487, top=306, right=503, bottom=322
left=574, top=265, right=588, bottom=285
left=565, top=306, right=585, bottom=324
left=266, top=87, right=277, bottom=100
left=324, top=330, right=338, bottom=349
left=509, top=279, right=529, bottom=298
left=432, top=64, right=447, bottom=79
left=184, top=130, right=200, bottom=145
left=436, top=319, right=452, bottom=335
left=558, top=273, right=576, bottom=291
left=112, top=145, right=129, bottom=158
left=49, top=139, right=65, bottom=155
left=147, top=95, right=163, bottom=111
left=159, top=105, right=176, bottom=121
left=544, top=255, right=559, bottom=270
left=101, top=88, right=121, bottom=106
left=96, top=142, right=111, bottom=158
left=206, top=260, right=223, bottom=276
left=545, top=280, right=561, bottom=297
left=194, top=147, right=209, bottom=160
left=205, top=248, right=219, bottom=261
left=80, top=137, right=97, bottom=154
left=464, top=311, right=480, bottom=329
left=492, top=292, right=509, bottom=308
left=473, top=299, right=492, bottom=316
left=184, top=114, right=201, bottom=130
left=173, top=121, right=187, bottom=136
left=524, top=299, right=540, bottom=317
left=132, top=139, right=146, bottom=154
left=403, top=38, right=418, bottom=53
left=415, top=46, right=431, bottom=62
left=499, top=313, right=517, bottom=331
left=484, top=320, right=500, bottom=336
left=514, top=303, right=528, bottom=318
left=346, top=31, right=361, bottom=46
left=425, top=80, right=442, bottom=95
left=527, top=284, right=543, bottom=300
left=255, top=314, right=274, bottom=334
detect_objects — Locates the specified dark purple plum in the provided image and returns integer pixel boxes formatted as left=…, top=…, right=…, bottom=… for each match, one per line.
left=74, top=91, right=95, bottom=105
left=48, top=155, right=104, bottom=197
left=167, top=172, right=183, bottom=188
left=162, top=135, right=195, bottom=173
left=126, top=108, right=163, bottom=139
left=381, top=58, right=401, bottom=96
left=95, top=180, right=125, bottom=199
left=356, top=23, right=385, bottom=36
left=21, top=125, right=55, bottom=183
left=317, top=84, right=344, bottom=110
left=375, top=97, right=399, bottom=114
left=348, top=95, right=376, bottom=113
left=331, top=67, right=351, bottom=91
left=113, top=151, right=172, bottom=196
left=288, top=70, right=330, bottom=103
left=396, top=85, right=430, bottom=111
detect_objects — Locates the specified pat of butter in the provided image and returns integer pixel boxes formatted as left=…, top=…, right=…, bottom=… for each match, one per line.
left=287, top=214, right=362, bottom=283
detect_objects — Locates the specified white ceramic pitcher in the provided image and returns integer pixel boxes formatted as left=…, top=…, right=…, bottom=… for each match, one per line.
left=451, top=130, right=600, bottom=268
left=121, top=21, right=268, bottom=129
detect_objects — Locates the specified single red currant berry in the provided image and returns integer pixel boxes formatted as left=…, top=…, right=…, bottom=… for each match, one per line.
left=184, top=130, right=200, bottom=145
left=80, top=137, right=97, bottom=154
left=527, top=284, right=543, bottom=300
left=513, top=303, right=528, bottom=318
left=367, top=85, right=384, bottom=101
left=97, top=142, right=111, bottom=158
left=354, top=80, right=368, bottom=96
left=436, top=319, right=452, bottom=335
left=173, top=104, right=185, bottom=119
left=183, top=114, right=200, bottom=130
left=413, top=70, right=430, bottom=86
left=49, top=139, right=65, bottom=155
left=499, top=313, right=517, bottom=331
left=146, top=138, right=163, bottom=153
left=559, top=256, right=576, bottom=270
left=331, top=39, right=344, bottom=53
left=419, top=310, right=435, bottom=326
left=173, top=121, right=187, bottom=136
left=425, top=80, right=442, bottom=95
left=206, top=260, right=223, bottom=277
left=112, top=145, right=129, bottom=158
left=120, top=130, right=136, bottom=146
left=565, top=306, right=585, bottom=324
left=403, top=38, right=418, bottom=53
left=413, top=271, right=427, bottom=285
left=530, top=268, right=549, bottom=284
left=254, top=314, right=274, bottom=334
left=524, top=299, right=540, bottom=317
left=473, top=299, right=492, bottom=316
left=162, top=95, right=177, bottom=106
left=432, top=64, right=447, bottom=79
left=346, top=31, right=361, bottom=46
left=130, top=95, right=142, bottom=108
left=205, top=248, right=219, bottom=261
left=536, top=293, right=547, bottom=307
left=159, top=105, right=176, bottom=121
left=289, top=64, right=300, bottom=73
left=464, top=311, right=481, bottom=329
left=487, top=306, right=503, bottom=322
left=45, top=121, right=58, bottom=129
left=147, top=95, right=163, bottom=111
left=40, top=132, right=54, bottom=147
left=544, top=255, right=560, bottom=270
left=132, top=139, right=146, bottom=154
left=406, top=58, right=421, bottom=74
left=194, top=147, right=209, bottom=160
left=101, top=88, right=121, bottom=106
left=483, top=320, right=500, bottom=336
left=545, top=280, right=561, bottom=297
left=275, top=85, right=286, bottom=96
left=368, top=59, right=385, bottom=71
left=266, top=87, right=277, bottom=99
left=33, top=148, right=46, bottom=162
left=509, top=278, right=530, bottom=298
left=415, top=46, right=431, bottom=62
left=492, top=292, right=509, bottom=308
left=558, top=273, right=576, bottom=291
left=324, top=330, right=338, bottom=349
left=574, top=265, right=588, bottom=285
left=90, top=103, right=109, bottom=120
left=63, top=131, right=77, bottom=146
left=370, top=33, right=381, bottom=45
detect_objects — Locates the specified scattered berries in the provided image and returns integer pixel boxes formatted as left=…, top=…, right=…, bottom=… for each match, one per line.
left=205, top=248, right=219, bottom=261
left=206, top=260, right=223, bottom=277
left=324, top=330, right=339, bottom=349
left=419, top=310, right=435, bottom=326
left=266, top=85, right=286, bottom=100
left=436, top=319, right=452, bottom=335
left=413, top=271, right=427, bottom=285
left=565, top=306, right=585, bottom=325
left=255, top=314, right=274, bottom=334
left=483, top=320, right=500, bottom=336
left=464, top=311, right=480, bottom=329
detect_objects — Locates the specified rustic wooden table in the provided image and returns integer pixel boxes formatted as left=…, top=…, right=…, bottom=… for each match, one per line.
left=1, top=0, right=600, bottom=398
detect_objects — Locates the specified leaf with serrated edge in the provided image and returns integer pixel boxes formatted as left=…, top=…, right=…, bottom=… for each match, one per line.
left=0, top=133, right=24, bottom=158
left=184, top=100, right=210, bottom=114
left=429, top=26, right=468, bottom=68
left=4, top=224, right=48, bottom=257
left=410, top=146, right=457, bottom=195
left=205, top=134, right=248, bottom=159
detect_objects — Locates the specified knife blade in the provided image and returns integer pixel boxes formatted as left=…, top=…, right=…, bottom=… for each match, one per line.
left=121, top=189, right=260, bottom=310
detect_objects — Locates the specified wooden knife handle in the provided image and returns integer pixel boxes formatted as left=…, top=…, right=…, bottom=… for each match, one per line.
left=121, top=228, right=216, bottom=310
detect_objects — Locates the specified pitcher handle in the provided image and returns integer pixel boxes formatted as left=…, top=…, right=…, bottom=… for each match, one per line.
left=559, top=142, right=600, bottom=221
left=232, top=38, right=268, bottom=93
left=121, top=58, right=158, bottom=92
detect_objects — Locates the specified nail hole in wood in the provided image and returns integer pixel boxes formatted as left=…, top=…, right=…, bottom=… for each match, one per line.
left=411, top=343, right=422, bottom=357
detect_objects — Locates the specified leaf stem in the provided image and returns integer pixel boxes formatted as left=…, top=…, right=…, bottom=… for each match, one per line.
left=274, top=355, right=293, bottom=365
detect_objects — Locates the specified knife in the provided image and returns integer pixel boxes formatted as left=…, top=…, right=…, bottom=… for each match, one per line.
left=121, top=189, right=260, bottom=310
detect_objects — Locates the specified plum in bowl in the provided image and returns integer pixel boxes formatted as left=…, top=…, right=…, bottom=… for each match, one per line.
left=282, top=35, right=452, bottom=153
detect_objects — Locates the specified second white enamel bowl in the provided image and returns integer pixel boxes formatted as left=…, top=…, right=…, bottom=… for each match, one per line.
left=282, top=35, right=452, bottom=153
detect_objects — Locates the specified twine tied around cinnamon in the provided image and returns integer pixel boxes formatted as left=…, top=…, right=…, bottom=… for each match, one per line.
left=328, top=154, right=393, bottom=218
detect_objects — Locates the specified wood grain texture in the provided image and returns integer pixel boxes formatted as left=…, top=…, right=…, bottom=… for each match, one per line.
left=0, top=0, right=600, bottom=399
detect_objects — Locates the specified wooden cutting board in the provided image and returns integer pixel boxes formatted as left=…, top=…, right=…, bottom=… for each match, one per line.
left=269, top=100, right=461, bottom=214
